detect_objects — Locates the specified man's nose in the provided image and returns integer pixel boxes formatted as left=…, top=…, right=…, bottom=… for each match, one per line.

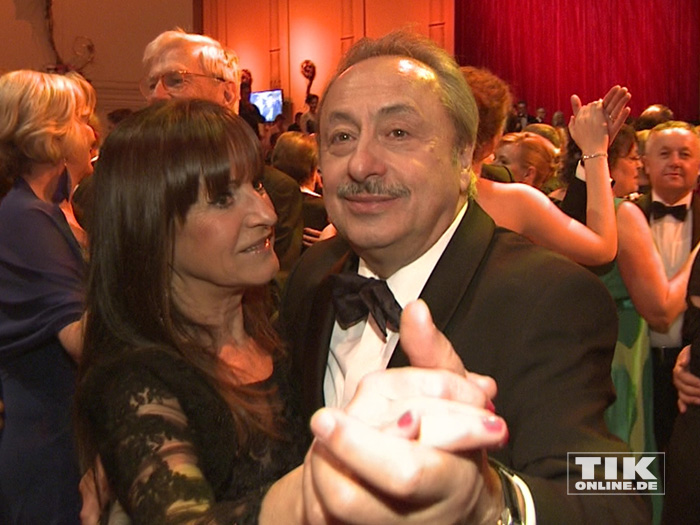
left=148, top=80, right=171, bottom=103
left=347, top=136, right=387, bottom=181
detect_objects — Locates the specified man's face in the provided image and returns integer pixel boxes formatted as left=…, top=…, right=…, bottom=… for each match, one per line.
left=308, top=97, right=319, bottom=113
left=517, top=102, right=527, bottom=116
left=145, top=46, right=233, bottom=107
left=644, top=127, right=700, bottom=203
left=318, top=56, right=470, bottom=277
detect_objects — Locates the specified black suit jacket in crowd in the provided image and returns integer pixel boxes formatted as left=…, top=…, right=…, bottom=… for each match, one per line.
left=279, top=199, right=650, bottom=524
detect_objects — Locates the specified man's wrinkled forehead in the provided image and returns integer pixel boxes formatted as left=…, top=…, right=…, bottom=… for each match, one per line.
left=147, top=44, right=200, bottom=77
left=340, top=55, right=436, bottom=84
left=322, top=55, right=439, bottom=117
left=647, top=128, right=700, bottom=155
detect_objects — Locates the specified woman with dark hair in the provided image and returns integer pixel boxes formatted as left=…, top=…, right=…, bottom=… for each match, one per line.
left=76, top=99, right=507, bottom=524
left=608, top=124, right=643, bottom=198
left=75, top=98, right=307, bottom=523
left=561, top=124, right=642, bottom=218
left=0, top=69, right=96, bottom=523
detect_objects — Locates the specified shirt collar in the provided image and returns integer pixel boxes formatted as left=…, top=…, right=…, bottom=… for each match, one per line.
left=359, top=201, right=468, bottom=308
left=651, top=189, right=692, bottom=208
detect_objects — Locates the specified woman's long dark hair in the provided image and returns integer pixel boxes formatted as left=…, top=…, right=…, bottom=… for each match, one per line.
left=77, top=99, right=282, bottom=466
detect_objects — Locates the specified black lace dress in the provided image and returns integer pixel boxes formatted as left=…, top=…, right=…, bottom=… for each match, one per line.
left=77, top=347, right=309, bottom=524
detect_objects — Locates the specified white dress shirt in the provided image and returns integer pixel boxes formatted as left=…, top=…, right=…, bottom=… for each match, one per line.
left=324, top=203, right=467, bottom=409
left=649, top=190, right=693, bottom=348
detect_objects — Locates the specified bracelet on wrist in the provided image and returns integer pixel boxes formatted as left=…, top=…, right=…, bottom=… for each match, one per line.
left=491, top=460, right=524, bottom=525
left=581, top=152, right=608, bottom=164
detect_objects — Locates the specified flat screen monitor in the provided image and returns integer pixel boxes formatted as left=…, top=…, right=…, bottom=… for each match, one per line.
left=250, top=89, right=283, bottom=122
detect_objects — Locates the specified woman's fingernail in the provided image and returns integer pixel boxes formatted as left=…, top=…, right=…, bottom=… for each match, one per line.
left=398, top=410, right=415, bottom=428
left=482, top=415, right=505, bottom=433
left=500, top=428, right=510, bottom=447
left=485, top=399, right=496, bottom=413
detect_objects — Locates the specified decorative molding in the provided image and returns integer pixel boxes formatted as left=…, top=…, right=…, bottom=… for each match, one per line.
left=92, top=79, right=144, bottom=113
left=341, top=0, right=354, bottom=55
left=270, top=0, right=281, bottom=88
left=429, top=0, right=445, bottom=47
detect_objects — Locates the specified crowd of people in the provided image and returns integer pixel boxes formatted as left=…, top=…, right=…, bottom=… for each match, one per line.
left=0, top=26, right=699, bottom=524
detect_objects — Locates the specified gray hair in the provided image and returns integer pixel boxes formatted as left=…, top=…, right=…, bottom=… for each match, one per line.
left=143, top=29, right=240, bottom=85
left=318, top=30, right=478, bottom=155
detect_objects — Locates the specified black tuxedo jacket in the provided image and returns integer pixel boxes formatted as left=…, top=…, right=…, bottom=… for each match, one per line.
left=632, top=191, right=700, bottom=246
left=633, top=191, right=700, bottom=344
left=279, top=200, right=649, bottom=524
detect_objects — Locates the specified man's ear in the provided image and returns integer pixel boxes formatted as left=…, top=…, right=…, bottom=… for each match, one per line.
left=458, top=145, right=474, bottom=193
left=222, top=82, right=238, bottom=111
left=523, top=164, right=537, bottom=184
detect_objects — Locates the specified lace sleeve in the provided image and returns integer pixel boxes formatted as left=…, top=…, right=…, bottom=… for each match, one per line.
left=96, top=365, right=220, bottom=524
left=83, top=350, right=307, bottom=525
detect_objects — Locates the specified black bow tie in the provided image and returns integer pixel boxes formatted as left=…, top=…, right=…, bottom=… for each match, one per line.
left=651, top=201, right=688, bottom=222
left=329, top=273, right=403, bottom=337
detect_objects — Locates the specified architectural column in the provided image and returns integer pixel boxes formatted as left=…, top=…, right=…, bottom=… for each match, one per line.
left=429, top=0, right=445, bottom=47
left=269, top=0, right=281, bottom=88
left=341, top=0, right=355, bottom=56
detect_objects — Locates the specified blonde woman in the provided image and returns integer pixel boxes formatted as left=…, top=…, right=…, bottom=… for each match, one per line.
left=0, top=70, right=95, bottom=522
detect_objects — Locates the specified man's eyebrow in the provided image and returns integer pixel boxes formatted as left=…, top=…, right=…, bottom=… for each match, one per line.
left=325, top=104, right=420, bottom=127
left=377, top=103, right=419, bottom=118
left=326, top=110, right=357, bottom=126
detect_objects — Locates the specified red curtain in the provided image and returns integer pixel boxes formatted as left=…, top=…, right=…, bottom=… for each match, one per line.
left=455, top=0, right=700, bottom=123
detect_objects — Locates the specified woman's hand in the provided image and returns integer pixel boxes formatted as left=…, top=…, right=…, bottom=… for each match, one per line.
left=568, top=97, right=609, bottom=156
left=304, top=403, right=506, bottom=524
left=79, top=456, right=111, bottom=525
left=601, top=85, right=632, bottom=142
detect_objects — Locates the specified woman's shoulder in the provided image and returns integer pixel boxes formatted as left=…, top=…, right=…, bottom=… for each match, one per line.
left=85, top=346, right=211, bottom=397
left=476, top=177, right=551, bottom=232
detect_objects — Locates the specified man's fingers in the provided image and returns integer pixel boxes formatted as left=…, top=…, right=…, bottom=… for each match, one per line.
left=399, top=300, right=497, bottom=400
left=400, top=299, right=465, bottom=375
left=310, top=408, right=495, bottom=493
left=344, top=367, right=495, bottom=427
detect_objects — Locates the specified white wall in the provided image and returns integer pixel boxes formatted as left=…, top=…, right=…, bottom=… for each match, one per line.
left=0, top=0, right=194, bottom=124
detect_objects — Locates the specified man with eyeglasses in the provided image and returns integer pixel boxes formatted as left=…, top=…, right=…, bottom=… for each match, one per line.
left=140, top=29, right=304, bottom=289
left=141, top=30, right=239, bottom=109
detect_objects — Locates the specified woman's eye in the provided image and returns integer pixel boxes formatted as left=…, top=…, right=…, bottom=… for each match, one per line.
left=253, top=178, right=266, bottom=194
left=390, top=129, right=408, bottom=138
left=210, top=191, right=234, bottom=208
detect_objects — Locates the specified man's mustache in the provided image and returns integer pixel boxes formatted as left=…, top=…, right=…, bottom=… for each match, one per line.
left=336, top=178, right=410, bottom=198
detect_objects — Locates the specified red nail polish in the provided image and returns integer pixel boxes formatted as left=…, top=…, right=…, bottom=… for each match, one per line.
left=398, top=410, right=414, bottom=428
left=482, top=415, right=504, bottom=433
left=485, top=399, right=496, bottom=413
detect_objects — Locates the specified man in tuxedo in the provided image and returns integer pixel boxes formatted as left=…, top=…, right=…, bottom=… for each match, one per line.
left=616, top=121, right=700, bottom=451
left=280, top=31, right=649, bottom=523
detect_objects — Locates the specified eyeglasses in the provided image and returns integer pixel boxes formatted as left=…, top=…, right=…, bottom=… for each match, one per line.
left=139, top=70, right=225, bottom=97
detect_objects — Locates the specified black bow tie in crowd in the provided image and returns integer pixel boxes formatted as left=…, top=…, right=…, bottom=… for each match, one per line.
left=330, top=273, right=403, bottom=337
left=651, top=201, right=688, bottom=222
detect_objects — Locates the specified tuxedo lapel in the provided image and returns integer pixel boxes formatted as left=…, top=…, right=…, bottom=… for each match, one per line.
left=635, top=191, right=700, bottom=245
left=691, top=194, right=700, bottom=246
left=390, top=200, right=496, bottom=367
left=302, top=249, right=357, bottom=414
